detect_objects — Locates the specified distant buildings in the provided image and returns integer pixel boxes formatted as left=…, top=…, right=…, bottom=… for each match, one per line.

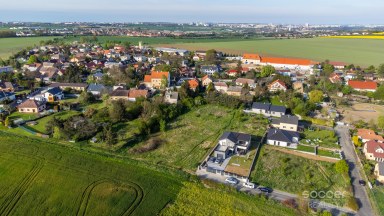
left=144, top=71, right=170, bottom=89
left=347, top=80, right=377, bottom=92
left=251, top=102, right=286, bottom=117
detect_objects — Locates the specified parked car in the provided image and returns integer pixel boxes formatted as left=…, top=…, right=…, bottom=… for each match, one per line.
left=258, top=187, right=273, bottom=193
left=225, top=177, right=239, bottom=184
left=359, top=180, right=366, bottom=186
left=243, top=182, right=255, bottom=189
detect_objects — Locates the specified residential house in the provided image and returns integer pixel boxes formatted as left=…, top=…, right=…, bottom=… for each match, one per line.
left=227, top=69, right=241, bottom=77
left=18, top=99, right=46, bottom=113
left=0, top=91, right=16, bottom=102
left=357, top=129, right=384, bottom=143
left=226, top=86, right=242, bottom=96
left=266, top=128, right=299, bottom=148
left=49, top=83, right=88, bottom=91
left=364, top=140, right=384, bottom=162
left=200, top=65, right=219, bottom=75
left=348, top=80, right=377, bottom=92
left=22, top=63, right=42, bottom=72
left=201, top=75, right=213, bottom=87
left=87, top=84, right=108, bottom=96
left=144, top=71, right=170, bottom=89
left=0, top=81, right=17, bottom=92
left=188, top=79, right=199, bottom=91
left=329, top=61, right=346, bottom=69
left=329, top=73, right=342, bottom=84
left=133, top=55, right=147, bottom=62
left=251, top=102, right=286, bottom=117
left=363, top=73, right=375, bottom=81
left=213, top=132, right=252, bottom=160
left=268, top=79, right=287, bottom=92
left=92, top=72, right=105, bottom=81
left=235, top=78, right=256, bottom=89
left=42, top=87, right=64, bottom=102
left=110, top=89, right=129, bottom=100
left=213, top=82, right=228, bottom=92
left=271, top=115, right=299, bottom=132
left=164, top=91, right=178, bottom=104
left=0, top=66, right=13, bottom=73
left=293, top=81, right=304, bottom=94
left=128, top=89, right=149, bottom=101
left=374, top=163, right=384, bottom=183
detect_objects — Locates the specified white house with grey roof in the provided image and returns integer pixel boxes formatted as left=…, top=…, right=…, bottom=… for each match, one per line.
left=251, top=102, right=286, bottom=117
left=214, top=131, right=252, bottom=160
left=271, top=115, right=299, bottom=132
left=266, top=128, right=299, bottom=148
left=200, top=65, right=219, bottom=75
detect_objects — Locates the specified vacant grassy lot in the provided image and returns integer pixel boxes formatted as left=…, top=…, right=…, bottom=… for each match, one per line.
left=158, top=37, right=384, bottom=66
left=129, top=105, right=267, bottom=171
left=129, top=105, right=236, bottom=170
left=251, top=146, right=352, bottom=206
left=162, top=182, right=299, bottom=216
left=0, top=36, right=60, bottom=59
left=28, top=110, right=81, bottom=134
left=0, top=132, right=184, bottom=216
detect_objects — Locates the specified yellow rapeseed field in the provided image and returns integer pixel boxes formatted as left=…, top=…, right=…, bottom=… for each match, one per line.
left=323, top=35, right=384, bottom=39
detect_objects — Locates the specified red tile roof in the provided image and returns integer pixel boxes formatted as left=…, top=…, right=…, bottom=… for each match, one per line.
left=144, top=72, right=169, bottom=83
left=268, top=79, right=287, bottom=89
left=188, top=79, right=199, bottom=88
left=261, top=57, right=316, bottom=66
left=357, top=129, right=384, bottom=141
left=128, top=89, right=148, bottom=98
left=366, top=140, right=384, bottom=159
left=18, top=99, right=45, bottom=109
left=348, top=80, right=377, bottom=90
left=243, top=54, right=261, bottom=60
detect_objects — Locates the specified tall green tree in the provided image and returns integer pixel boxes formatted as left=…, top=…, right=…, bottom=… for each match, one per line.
left=308, top=90, right=324, bottom=103
left=260, top=65, right=275, bottom=77
left=377, top=64, right=384, bottom=78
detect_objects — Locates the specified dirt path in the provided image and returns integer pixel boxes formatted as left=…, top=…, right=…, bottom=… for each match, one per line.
left=267, top=146, right=339, bottom=163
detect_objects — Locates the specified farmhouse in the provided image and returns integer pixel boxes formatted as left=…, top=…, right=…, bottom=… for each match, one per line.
left=364, top=140, right=384, bottom=162
left=18, top=99, right=46, bottom=113
left=144, top=71, right=170, bottom=89
left=347, top=80, right=377, bottom=92
left=251, top=102, right=286, bottom=117
left=268, top=79, right=287, bottom=92
left=271, top=115, right=299, bottom=132
left=266, top=128, right=299, bottom=148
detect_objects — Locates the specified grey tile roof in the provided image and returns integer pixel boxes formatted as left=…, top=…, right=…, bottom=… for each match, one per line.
left=46, top=87, right=62, bottom=95
left=273, top=115, right=298, bottom=125
left=267, top=128, right=299, bottom=143
left=219, top=131, right=251, bottom=143
left=87, top=84, right=106, bottom=92
left=252, top=102, right=286, bottom=114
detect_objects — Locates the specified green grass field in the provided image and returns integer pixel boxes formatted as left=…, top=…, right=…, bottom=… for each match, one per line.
left=0, top=132, right=184, bottom=216
left=0, top=36, right=60, bottom=59
left=251, top=146, right=352, bottom=206
left=159, top=37, right=384, bottom=66
left=372, top=187, right=384, bottom=216
left=0, top=130, right=300, bottom=215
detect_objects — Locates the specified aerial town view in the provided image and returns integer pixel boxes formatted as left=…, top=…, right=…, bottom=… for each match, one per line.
left=1, top=1, right=384, bottom=216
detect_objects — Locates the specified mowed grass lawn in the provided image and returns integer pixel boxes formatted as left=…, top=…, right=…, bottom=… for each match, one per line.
left=0, top=133, right=184, bottom=216
left=251, top=146, right=352, bottom=206
left=0, top=36, right=60, bottom=59
left=159, top=37, right=384, bottom=66
left=372, top=187, right=384, bottom=216
left=28, top=110, right=81, bottom=134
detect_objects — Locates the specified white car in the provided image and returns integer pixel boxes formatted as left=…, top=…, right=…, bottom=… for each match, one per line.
left=225, top=177, right=239, bottom=184
left=243, top=182, right=255, bottom=189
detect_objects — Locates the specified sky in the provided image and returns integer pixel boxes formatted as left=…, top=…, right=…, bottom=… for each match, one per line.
left=1, top=0, right=383, bottom=24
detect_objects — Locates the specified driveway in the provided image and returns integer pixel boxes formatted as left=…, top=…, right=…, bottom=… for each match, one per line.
left=335, top=125, right=374, bottom=216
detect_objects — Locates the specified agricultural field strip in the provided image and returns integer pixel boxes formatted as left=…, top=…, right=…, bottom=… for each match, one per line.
left=0, top=150, right=147, bottom=216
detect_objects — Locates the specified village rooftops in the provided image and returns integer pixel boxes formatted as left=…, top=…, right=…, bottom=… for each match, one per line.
left=267, top=128, right=299, bottom=143
left=271, top=115, right=299, bottom=125
left=49, top=83, right=89, bottom=88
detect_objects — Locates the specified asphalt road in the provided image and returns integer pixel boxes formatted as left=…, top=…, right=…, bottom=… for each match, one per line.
left=196, top=169, right=355, bottom=215
left=335, top=125, right=374, bottom=216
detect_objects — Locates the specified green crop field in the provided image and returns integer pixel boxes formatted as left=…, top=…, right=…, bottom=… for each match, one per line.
left=0, top=132, right=184, bottom=216
left=0, top=36, right=60, bottom=59
left=158, top=37, right=384, bottom=66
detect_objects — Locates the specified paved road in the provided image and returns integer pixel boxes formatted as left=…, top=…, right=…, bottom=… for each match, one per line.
left=335, top=125, right=374, bottom=216
left=196, top=169, right=355, bottom=215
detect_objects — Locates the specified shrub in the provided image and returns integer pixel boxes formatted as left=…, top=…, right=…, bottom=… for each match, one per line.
left=346, top=196, right=359, bottom=211
left=131, top=138, right=163, bottom=154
